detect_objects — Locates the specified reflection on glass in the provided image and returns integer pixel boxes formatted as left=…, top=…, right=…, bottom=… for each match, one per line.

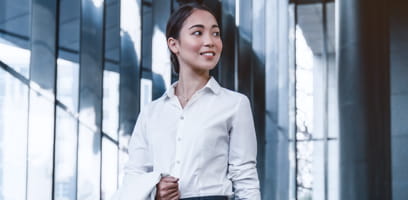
left=103, top=67, right=120, bottom=140
left=152, top=26, right=171, bottom=88
left=54, top=0, right=81, bottom=197
left=140, top=78, right=152, bottom=111
left=57, top=58, right=80, bottom=110
left=54, top=108, right=78, bottom=200
left=296, top=24, right=314, bottom=200
left=328, top=140, right=339, bottom=200
left=0, top=38, right=31, bottom=78
left=26, top=88, right=56, bottom=199
left=101, top=137, right=118, bottom=200
left=0, top=0, right=31, bottom=78
left=77, top=124, right=101, bottom=200
left=0, top=67, right=29, bottom=200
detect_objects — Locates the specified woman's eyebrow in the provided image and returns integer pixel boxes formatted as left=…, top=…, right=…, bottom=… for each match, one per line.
left=188, top=24, right=219, bottom=29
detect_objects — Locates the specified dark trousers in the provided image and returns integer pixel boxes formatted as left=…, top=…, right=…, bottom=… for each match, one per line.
left=180, top=196, right=228, bottom=200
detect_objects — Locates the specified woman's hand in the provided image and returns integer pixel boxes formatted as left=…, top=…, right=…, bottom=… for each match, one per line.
left=155, top=176, right=180, bottom=200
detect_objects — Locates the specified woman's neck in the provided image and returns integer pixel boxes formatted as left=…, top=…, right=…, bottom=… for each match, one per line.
left=176, top=67, right=210, bottom=105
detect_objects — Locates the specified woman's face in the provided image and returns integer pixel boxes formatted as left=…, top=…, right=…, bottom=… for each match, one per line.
left=169, top=9, right=223, bottom=73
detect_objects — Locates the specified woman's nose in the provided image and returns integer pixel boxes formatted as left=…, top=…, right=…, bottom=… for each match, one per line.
left=203, top=34, right=215, bottom=47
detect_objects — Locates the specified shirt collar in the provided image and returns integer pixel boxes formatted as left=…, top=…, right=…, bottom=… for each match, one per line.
left=164, top=76, right=221, bottom=99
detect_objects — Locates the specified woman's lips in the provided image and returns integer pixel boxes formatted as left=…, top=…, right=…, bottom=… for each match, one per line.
left=200, top=51, right=216, bottom=58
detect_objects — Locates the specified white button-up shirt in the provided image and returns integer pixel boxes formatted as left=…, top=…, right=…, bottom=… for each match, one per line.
left=116, top=77, right=260, bottom=200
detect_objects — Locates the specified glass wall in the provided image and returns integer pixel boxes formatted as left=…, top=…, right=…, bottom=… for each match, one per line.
left=289, top=1, right=338, bottom=200
left=0, top=0, right=31, bottom=199
left=0, top=0, right=141, bottom=199
left=0, top=0, right=344, bottom=200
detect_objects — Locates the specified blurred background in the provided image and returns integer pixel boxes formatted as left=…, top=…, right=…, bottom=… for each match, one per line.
left=0, top=0, right=406, bottom=199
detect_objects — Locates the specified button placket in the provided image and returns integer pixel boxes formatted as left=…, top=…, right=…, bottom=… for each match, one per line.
left=174, top=111, right=185, bottom=177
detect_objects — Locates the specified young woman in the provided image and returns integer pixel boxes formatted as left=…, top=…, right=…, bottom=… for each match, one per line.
left=115, top=3, right=260, bottom=200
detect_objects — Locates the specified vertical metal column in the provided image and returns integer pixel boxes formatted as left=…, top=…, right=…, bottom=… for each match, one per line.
left=119, top=0, right=142, bottom=137
left=26, top=0, right=58, bottom=199
left=77, top=0, right=104, bottom=199
left=219, top=0, right=235, bottom=90
left=251, top=0, right=266, bottom=196
left=236, top=0, right=252, bottom=98
left=152, top=0, right=171, bottom=98
left=264, top=0, right=290, bottom=199
left=338, top=0, right=391, bottom=199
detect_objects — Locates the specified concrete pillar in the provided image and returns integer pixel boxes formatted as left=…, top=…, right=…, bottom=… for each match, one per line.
left=337, top=0, right=391, bottom=199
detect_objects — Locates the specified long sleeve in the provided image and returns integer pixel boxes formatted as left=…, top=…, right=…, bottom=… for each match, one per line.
left=227, top=95, right=261, bottom=200
left=114, top=108, right=161, bottom=200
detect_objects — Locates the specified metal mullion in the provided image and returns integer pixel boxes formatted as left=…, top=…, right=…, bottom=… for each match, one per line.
left=293, top=1, right=299, bottom=199
left=52, top=0, right=61, bottom=199
left=74, top=0, right=83, bottom=198
left=100, top=0, right=107, bottom=198
left=321, top=1, right=330, bottom=200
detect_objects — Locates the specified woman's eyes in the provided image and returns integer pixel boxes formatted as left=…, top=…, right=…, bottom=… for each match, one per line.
left=191, top=31, right=220, bottom=37
left=192, top=31, right=202, bottom=36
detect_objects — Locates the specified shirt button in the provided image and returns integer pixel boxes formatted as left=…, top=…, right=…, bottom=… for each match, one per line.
left=177, top=137, right=181, bottom=142
left=176, top=160, right=181, bottom=164
left=180, top=116, right=184, bottom=120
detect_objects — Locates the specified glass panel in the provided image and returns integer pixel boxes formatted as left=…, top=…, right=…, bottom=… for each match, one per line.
left=26, top=89, right=56, bottom=200
left=104, top=0, right=120, bottom=140
left=296, top=3, right=324, bottom=140
left=77, top=125, right=101, bottom=200
left=77, top=0, right=105, bottom=198
left=151, top=0, right=171, bottom=94
left=326, top=2, right=338, bottom=139
left=54, top=108, right=78, bottom=200
left=288, top=141, right=296, bottom=200
left=54, top=0, right=80, bottom=198
left=101, top=137, right=118, bottom=200
left=103, top=66, right=120, bottom=140
left=296, top=140, right=314, bottom=200
left=311, top=141, right=324, bottom=200
left=288, top=3, right=296, bottom=142
left=140, top=78, right=152, bottom=111
left=118, top=136, right=131, bottom=188
left=141, top=0, right=153, bottom=72
left=105, top=0, right=120, bottom=62
left=0, top=67, right=29, bottom=200
left=295, top=23, right=314, bottom=141
left=328, top=139, right=339, bottom=200
left=57, top=57, right=80, bottom=110
left=0, top=0, right=31, bottom=78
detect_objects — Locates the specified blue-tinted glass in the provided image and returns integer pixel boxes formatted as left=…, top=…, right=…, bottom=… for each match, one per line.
left=54, top=0, right=80, bottom=199
left=54, top=108, right=78, bottom=200
left=0, top=67, right=29, bottom=200
left=77, top=125, right=101, bottom=200
left=103, top=66, right=120, bottom=140
left=328, top=140, right=339, bottom=200
left=54, top=57, right=79, bottom=200
left=59, top=0, right=80, bottom=52
left=101, top=138, right=118, bottom=200
left=105, top=0, right=120, bottom=62
left=26, top=0, right=58, bottom=198
left=77, top=0, right=105, bottom=198
left=0, top=0, right=31, bottom=78
left=103, top=0, right=120, bottom=141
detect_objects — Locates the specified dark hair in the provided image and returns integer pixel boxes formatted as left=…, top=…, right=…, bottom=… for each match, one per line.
left=166, top=3, right=218, bottom=74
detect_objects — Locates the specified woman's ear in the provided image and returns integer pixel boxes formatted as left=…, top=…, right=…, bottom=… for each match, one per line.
left=167, top=37, right=179, bottom=54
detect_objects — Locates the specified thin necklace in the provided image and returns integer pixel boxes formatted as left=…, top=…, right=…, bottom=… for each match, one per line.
left=177, top=83, right=190, bottom=103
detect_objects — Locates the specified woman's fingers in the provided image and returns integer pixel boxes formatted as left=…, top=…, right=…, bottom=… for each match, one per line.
left=158, top=181, right=178, bottom=191
left=161, top=176, right=179, bottom=183
left=157, top=188, right=179, bottom=200
left=167, top=190, right=180, bottom=200
left=156, top=176, right=180, bottom=200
